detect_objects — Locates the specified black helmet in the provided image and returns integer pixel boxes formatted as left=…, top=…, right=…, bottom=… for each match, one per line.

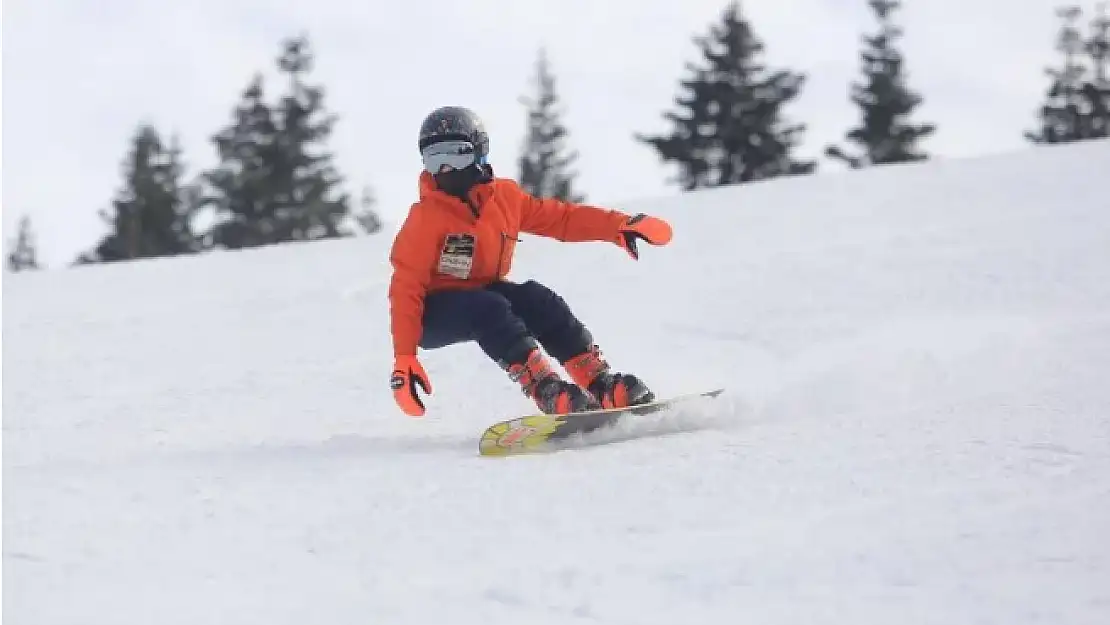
left=418, top=106, right=490, bottom=160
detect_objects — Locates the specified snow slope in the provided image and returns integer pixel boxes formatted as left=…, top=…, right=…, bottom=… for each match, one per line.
left=5, top=139, right=1110, bottom=624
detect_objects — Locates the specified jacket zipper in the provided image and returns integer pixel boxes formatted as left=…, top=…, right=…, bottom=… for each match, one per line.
left=497, top=232, right=521, bottom=276
left=464, top=196, right=480, bottom=220
left=497, top=233, right=508, bottom=275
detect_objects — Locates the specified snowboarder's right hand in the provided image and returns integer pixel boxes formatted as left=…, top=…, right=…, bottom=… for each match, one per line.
left=615, top=213, right=673, bottom=260
left=391, top=355, right=432, bottom=417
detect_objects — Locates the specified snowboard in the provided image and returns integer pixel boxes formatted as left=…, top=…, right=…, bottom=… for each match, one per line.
left=478, top=388, right=725, bottom=457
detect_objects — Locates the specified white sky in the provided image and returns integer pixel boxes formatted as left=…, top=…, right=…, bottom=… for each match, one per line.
left=2, top=0, right=1069, bottom=266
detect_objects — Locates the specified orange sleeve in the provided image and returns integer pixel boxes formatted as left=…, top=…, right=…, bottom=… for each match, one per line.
left=505, top=179, right=627, bottom=243
left=388, top=208, right=438, bottom=357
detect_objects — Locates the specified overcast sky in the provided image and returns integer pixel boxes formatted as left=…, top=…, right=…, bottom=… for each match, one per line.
left=3, top=0, right=1071, bottom=266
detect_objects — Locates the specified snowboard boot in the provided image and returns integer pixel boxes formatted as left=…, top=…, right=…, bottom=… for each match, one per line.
left=563, top=344, right=655, bottom=409
left=505, top=347, right=599, bottom=414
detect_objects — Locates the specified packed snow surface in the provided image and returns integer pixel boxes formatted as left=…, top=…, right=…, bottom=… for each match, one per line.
left=5, top=140, right=1110, bottom=624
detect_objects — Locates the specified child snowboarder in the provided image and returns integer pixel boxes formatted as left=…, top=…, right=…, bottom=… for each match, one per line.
left=389, top=106, right=673, bottom=418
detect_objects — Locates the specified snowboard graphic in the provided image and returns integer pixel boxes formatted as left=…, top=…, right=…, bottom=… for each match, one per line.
left=478, top=388, right=724, bottom=457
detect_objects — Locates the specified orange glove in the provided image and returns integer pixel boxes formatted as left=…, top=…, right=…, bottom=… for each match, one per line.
left=615, top=213, right=673, bottom=259
left=391, top=355, right=432, bottom=417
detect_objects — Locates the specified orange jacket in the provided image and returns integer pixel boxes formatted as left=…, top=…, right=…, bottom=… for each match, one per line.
left=388, top=171, right=629, bottom=357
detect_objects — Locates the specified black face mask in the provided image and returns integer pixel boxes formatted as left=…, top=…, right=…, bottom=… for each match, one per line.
left=434, top=163, right=492, bottom=199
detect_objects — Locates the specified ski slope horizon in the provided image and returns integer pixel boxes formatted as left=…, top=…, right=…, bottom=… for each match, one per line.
left=5, top=140, right=1110, bottom=624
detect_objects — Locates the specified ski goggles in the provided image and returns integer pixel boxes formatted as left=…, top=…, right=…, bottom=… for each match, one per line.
left=421, top=139, right=484, bottom=173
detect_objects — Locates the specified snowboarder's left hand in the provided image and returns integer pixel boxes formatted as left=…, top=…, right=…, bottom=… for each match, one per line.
left=391, top=355, right=432, bottom=417
left=615, top=213, right=672, bottom=260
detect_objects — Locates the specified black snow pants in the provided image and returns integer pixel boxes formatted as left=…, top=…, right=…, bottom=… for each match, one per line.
left=418, top=279, right=593, bottom=368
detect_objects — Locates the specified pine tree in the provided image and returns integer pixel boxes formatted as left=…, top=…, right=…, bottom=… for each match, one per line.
left=1026, top=4, right=1110, bottom=143
left=635, top=1, right=816, bottom=191
left=825, top=0, right=935, bottom=168
left=76, top=124, right=199, bottom=264
left=7, top=215, right=41, bottom=272
left=201, top=35, right=354, bottom=249
left=354, top=185, right=384, bottom=235
left=198, top=75, right=275, bottom=249
left=1080, top=2, right=1110, bottom=138
left=518, top=47, right=585, bottom=202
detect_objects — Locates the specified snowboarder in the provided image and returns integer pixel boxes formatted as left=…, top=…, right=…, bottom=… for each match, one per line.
left=389, top=106, right=673, bottom=418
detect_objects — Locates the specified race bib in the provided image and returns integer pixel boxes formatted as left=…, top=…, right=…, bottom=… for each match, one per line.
left=437, top=233, right=476, bottom=279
